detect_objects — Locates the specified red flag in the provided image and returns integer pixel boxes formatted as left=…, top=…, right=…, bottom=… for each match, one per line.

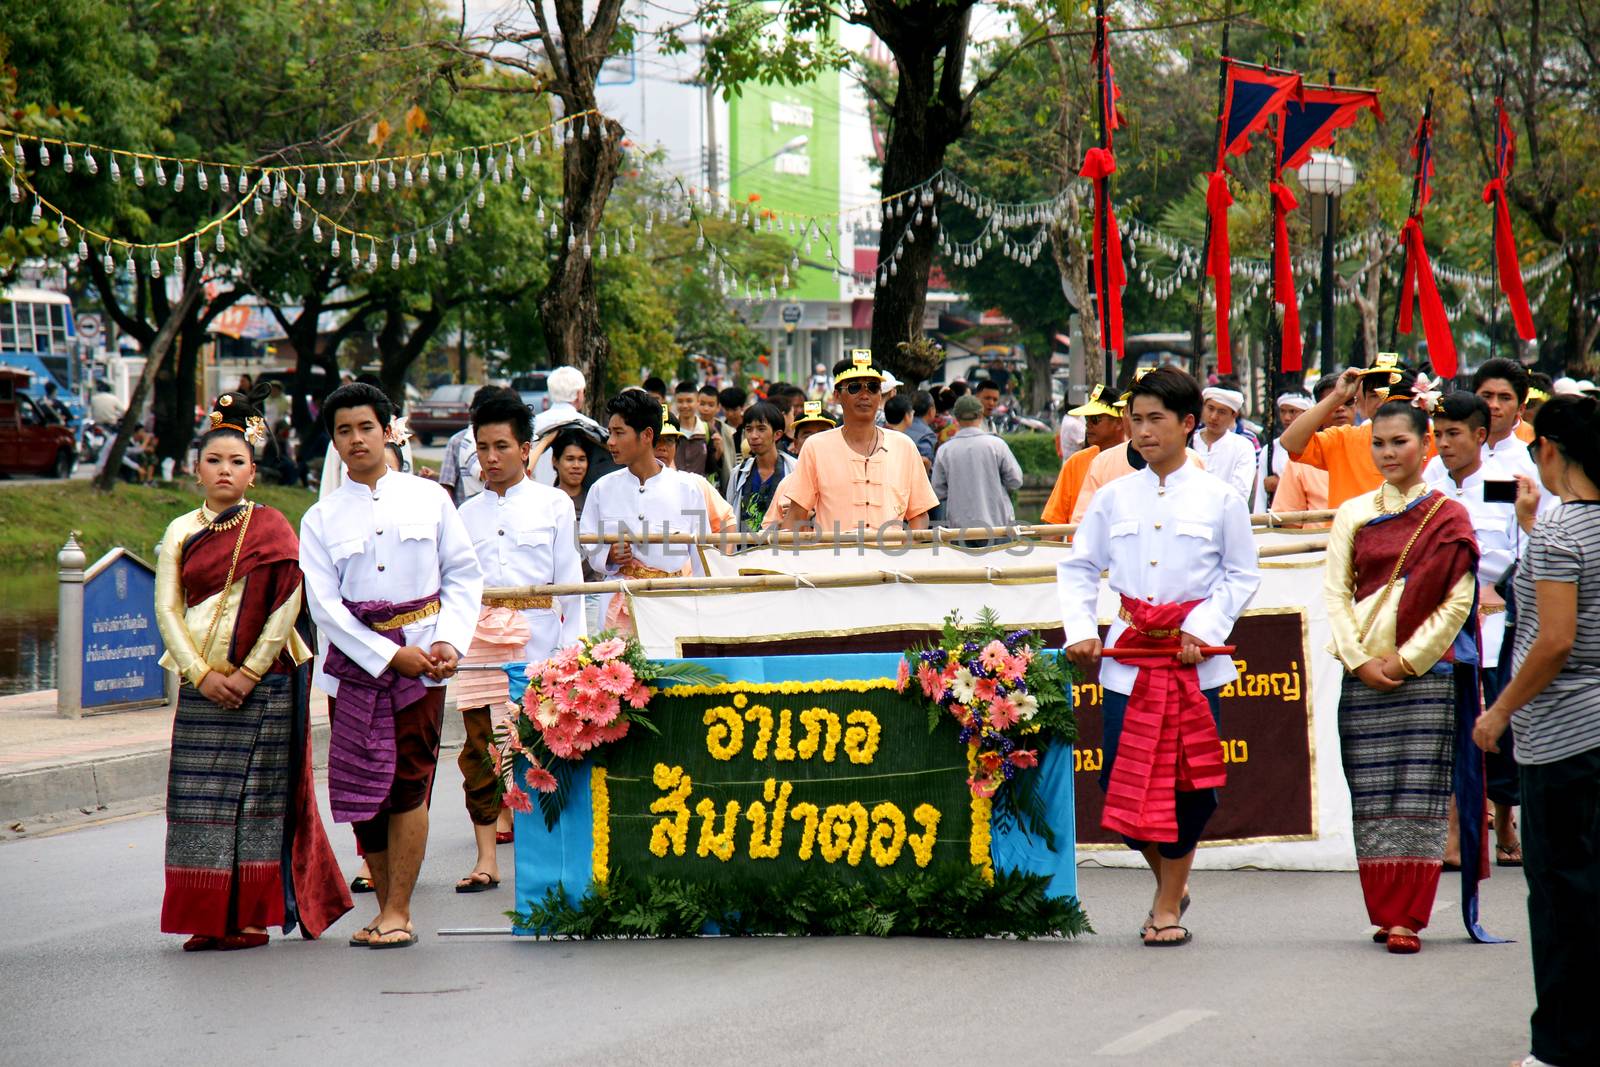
left=1397, top=217, right=1457, bottom=378
left=1204, top=170, right=1234, bottom=373
left=1277, top=86, right=1383, bottom=172
left=1080, top=147, right=1125, bottom=359
left=1270, top=181, right=1303, bottom=372
left=1483, top=99, right=1535, bottom=340
left=1092, top=20, right=1126, bottom=145
left=1216, top=62, right=1302, bottom=164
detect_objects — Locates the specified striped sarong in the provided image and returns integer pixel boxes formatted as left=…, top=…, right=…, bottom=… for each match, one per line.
left=162, top=674, right=292, bottom=937
left=1338, top=672, right=1455, bottom=931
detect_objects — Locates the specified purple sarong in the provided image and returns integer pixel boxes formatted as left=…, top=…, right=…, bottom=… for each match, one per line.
left=324, top=594, right=438, bottom=824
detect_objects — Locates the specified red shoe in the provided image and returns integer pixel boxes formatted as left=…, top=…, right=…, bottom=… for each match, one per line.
left=495, top=830, right=514, bottom=845
left=182, top=935, right=220, bottom=952
left=1386, top=932, right=1421, bottom=954
left=217, top=931, right=269, bottom=951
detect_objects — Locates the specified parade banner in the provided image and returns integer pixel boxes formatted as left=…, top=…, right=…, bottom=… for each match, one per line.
left=629, top=540, right=1357, bottom=871
left=511, top=653, right=1080, bottom=935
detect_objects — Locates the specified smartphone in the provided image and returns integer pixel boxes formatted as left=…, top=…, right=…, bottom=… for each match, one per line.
left=1483, top=480, right=1518, bottom=504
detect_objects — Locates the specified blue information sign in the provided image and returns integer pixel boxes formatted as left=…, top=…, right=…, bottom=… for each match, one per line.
left=81, top=549, right=168, bottom=709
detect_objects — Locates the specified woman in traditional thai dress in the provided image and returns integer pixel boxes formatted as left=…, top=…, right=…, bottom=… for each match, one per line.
left=1323, top=397, right=1486, bottom=955
left=155, top=389, right=351, bottom=950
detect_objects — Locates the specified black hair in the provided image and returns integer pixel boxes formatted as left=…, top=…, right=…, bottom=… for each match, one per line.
left=743, top=401, right=786, bottom=434
left=1127, top=366, right=1202, bottom=424
left=1472, top=358, right=1529, bottom=403
left=674, top=380, right=698, bottom=395
left=383, top=440, right=409, bottom=472
left=1432, top=391, right=1490, bottom=433
left=1313, top=374, right=1344, bottom=402
left=470, top=384, right=507, bottom=413
left=1372, top=398, right=1429, bottom=438
left=642, top=376, right=667, bottom=396
left=1527, top=371, right=1554, bottom=396
left=198, top=385, right=273, bottom=453
left=718, top=386, right=747, bottom=409
left=1533, top=394, right=1600, bottom=487
left=354, top=372, right=382, bottom=388
left=322, top=382, right=392, bottom=435
left=948, top=380, right=969, bottom=397
left=606, top=389, right=660, bottom=444
left=698, top=384, right=719, bottom=399
left=884, top=395, right=912, bottom=425
left=831, top=356, right=857, bottom=377
left=974, top=379, right=1000, bottom=395
left=912, top=390, right=934, bottom=418
left=472, top=391, right=533, bottom=444
left=934, top=388, right=956, bottom=414
left=550, top=427, right=592, bottom=466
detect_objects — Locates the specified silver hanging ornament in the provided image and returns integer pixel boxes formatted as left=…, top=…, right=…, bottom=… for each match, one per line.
left=193, top=247, right=204, bottom=269
left=215, top=228, right=226, bottom=252
left=316, top=171, right=326, bottom=195
left=522, top=181, right=533, bottom=203
left=330, top=234, right=340, bottom=258
left=335, top=171, right=345, bottom=194
left=133, top=160, right=145, bottom=186
left=103, top=247, right=115, bottom=273
left=312, top=219, right=322, bottom=243
left=110, top=156, right=121, bottom=182
left=445, top=220, right=454, bottom=245
left=408, top=238, right=417, bottom=265
left=84, top=149, right=98, bottom=175
left=427, top=231, right=438, bottom=255
left=149, top=253, right=161, bottom=279
left=238, top=214, right=249, bottom=237
left=391, top=240, right=400, bottom=270
left=386, top=164, right=396, bottom=190
left=354, top=169, right=365, bottom=193
left=173, top=164, right=184, bottom=192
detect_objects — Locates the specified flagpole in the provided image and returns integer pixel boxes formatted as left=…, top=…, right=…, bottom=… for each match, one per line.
left=1490, top=76, right=1503, bottom=360
left=1194, top=19, right=1231, bottom=380
left=1094, top=0, right=1113, bottom=388
left=1390, top=88, right=1433, bottom=350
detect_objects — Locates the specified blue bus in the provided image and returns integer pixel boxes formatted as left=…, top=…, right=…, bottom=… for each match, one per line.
left=0, top=287, right=85, bottom=428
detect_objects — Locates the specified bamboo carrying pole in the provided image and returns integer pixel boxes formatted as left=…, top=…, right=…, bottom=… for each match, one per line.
left=486, top=538, right=1329, bottom=600
left=574, top=510, right=1337, bottom=545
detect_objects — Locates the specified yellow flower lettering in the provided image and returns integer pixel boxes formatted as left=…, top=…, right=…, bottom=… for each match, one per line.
left=774, top=707, right=797, bottom=761
left=907, top=803, right=941, bottom=868
left=648, top=763, right=693, bottom=857
left=743, top=704, right=774, bottom=760
left=868, top=802, right=907, bottom=867
left=744, top=778, right=793, bottom=859
left=591, top=767, right=610, bottom=884
left=695, top=797, right=742, bottom=862
left=703, top=706, right=744, bottom=760
left=789, top=801, right=820, bottom=860
left=842, top=710, right=882, bottom=765
left=818, top=802, right=870, bottom=866
left=795, top=707, right=842, bottom=762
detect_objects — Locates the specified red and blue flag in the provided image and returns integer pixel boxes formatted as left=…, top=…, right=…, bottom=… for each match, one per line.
left=1276, top=85, right=1383, bottom=173
left=1216, top=61, right=1302, bottom=164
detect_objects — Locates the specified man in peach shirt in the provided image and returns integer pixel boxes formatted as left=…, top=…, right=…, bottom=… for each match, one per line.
left=781, top=351, right=939, bottom=532
left=1279, top=355, right=1423, bottom=508
left=1041, top=384, right=1125, bottom=526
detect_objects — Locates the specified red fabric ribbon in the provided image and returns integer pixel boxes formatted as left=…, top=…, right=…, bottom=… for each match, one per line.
left=1101, top=596, right=1229, bottom=844
left=1205, top=170, right=1234, bottom=373
left=1481, top=178, right=1536, bottom=341
left=1079, top=147, right=1125, bottom=359
left=1397, top=216, right=1458, bottom=380
left=1270, top=182, right=1303, bottom=372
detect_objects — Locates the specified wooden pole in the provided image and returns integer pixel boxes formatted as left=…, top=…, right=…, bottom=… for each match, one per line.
left=1390, top=89, right=1434, bottom=350
left=1093, top=0, right=1114, bottom=387
left=488, top=538, right=1329, bottom=599
left=1193, top=19, right=1231, bottom=379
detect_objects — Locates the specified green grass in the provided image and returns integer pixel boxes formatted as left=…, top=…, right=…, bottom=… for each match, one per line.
left=0, top=480, right=316, bottom=567
left=1001, top=431, right=1062, bottom=481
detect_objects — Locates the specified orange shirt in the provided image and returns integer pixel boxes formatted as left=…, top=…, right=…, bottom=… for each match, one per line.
left=1290, top=423, right=1437, bottom=508
left=1041, top=445, right=1099, bottom=525
left=1071, top=442, right=1207, bottom=523
left=1513, top=419, right=1535, bottom=444
left=782, top=425, right=940, bottom=529
left=1268, top=460, right=1329, bottom=514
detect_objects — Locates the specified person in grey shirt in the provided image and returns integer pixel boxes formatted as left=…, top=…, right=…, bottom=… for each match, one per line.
left=931, top=394, right=1023, bottom=537
left=905, top=390, right=939, bottom=474
left=1473, top=394, right=1600, bottom=1067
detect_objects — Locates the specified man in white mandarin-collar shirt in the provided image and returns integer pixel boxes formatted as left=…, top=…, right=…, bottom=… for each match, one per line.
left=1058, top=367, right=1260, bottom=948
left=299, top=383, right=483, bottom=950
left=452, top=393, right=585, bottom=891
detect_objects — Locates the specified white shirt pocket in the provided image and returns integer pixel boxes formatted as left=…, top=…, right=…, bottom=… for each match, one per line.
left=328, top=537, right=367, bottom=564
left=1176, top=520, right=1214, bottom=541
left=1110, top=519, right=1141, bottom=539
left=398, top=522, right=438, bottom=544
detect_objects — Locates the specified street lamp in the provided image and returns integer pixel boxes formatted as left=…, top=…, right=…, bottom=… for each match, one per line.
left=1297, top=152, right=1358, bottom=372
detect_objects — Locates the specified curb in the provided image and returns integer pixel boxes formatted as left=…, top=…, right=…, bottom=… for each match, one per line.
left=0, top=702, right=467, bottom=826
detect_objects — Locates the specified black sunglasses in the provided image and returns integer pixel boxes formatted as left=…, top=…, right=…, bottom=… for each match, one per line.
left=842, top=380, right=881, bottom=396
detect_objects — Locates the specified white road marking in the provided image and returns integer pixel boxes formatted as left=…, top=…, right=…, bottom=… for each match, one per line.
left=1095, top=1009, right=1220, bottom=1056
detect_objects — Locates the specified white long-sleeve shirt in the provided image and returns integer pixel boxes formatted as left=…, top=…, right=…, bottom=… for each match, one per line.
left=1058, top=463, right=1261, bottom=696
left=1192, top=429, right=1257, bottom=504
left=1424, top=458, right=1520, bottom=663
left=1422, top=434, right=1558, bottom=517
left=578, top=463, right=709, bottom=577
left=458, top=476, right=585, bottom=658
left=300, top=468, right=483, bottom=695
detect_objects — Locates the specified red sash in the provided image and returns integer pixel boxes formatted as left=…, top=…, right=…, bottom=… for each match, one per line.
left=1101, top=595, right=1229, bottom=843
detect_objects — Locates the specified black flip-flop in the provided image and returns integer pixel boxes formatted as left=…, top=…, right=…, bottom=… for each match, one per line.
left=455, top=872, right=501, bottom=894
left=368, top=928, right=417, bottom=949
left=1496, top=844, right=1524, bottom=868
left=348, top=925, right=378, bottom=947
left=1136, top=894, right=1192, bottom=939
left=1442, top=860, right=1462, bottom=872
left=350, top=876, right=375, bottom=894
left=1143, top=925, right=1192, bottom=947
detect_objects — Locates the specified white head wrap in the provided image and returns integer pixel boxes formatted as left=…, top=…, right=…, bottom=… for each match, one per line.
left=1202, top=386, right=1245, bottom=413
left=1552, top=376, right=1584, bottom=396
left=1275, top=392, right=1313, bottom=412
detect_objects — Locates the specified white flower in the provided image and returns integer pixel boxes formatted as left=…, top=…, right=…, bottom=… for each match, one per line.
left=1014, top=693, right=1039, bottom=721
left=950, top=667, right=976, bottom=705
left=534, top=699, right=561, bottom=728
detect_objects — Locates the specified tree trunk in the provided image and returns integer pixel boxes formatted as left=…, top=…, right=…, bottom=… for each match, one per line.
left=1560, top=244, right=1599, bottom=372
left=95, top=278, right=203, bottom=493
left=865, top=2, right=975, bottom=381
left=539, top=113, right=625, bottom=418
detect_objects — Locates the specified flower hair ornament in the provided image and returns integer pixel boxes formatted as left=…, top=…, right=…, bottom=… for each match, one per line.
left=243, top=415, right=269, bottom=447
left=386, top=415, right=414, bottom=449
left=1408, top=373, right=1441, bottom=413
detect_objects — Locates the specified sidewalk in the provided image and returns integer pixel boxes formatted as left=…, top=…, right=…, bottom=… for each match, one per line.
left=0, top=685, right=465, bottom=827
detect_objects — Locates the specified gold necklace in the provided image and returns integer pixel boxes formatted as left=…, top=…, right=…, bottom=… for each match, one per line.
left=199, top=501, right=252, bottom=531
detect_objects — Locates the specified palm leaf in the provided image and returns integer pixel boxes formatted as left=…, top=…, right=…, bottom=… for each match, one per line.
left=650, top=661, right=728, bottom=688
